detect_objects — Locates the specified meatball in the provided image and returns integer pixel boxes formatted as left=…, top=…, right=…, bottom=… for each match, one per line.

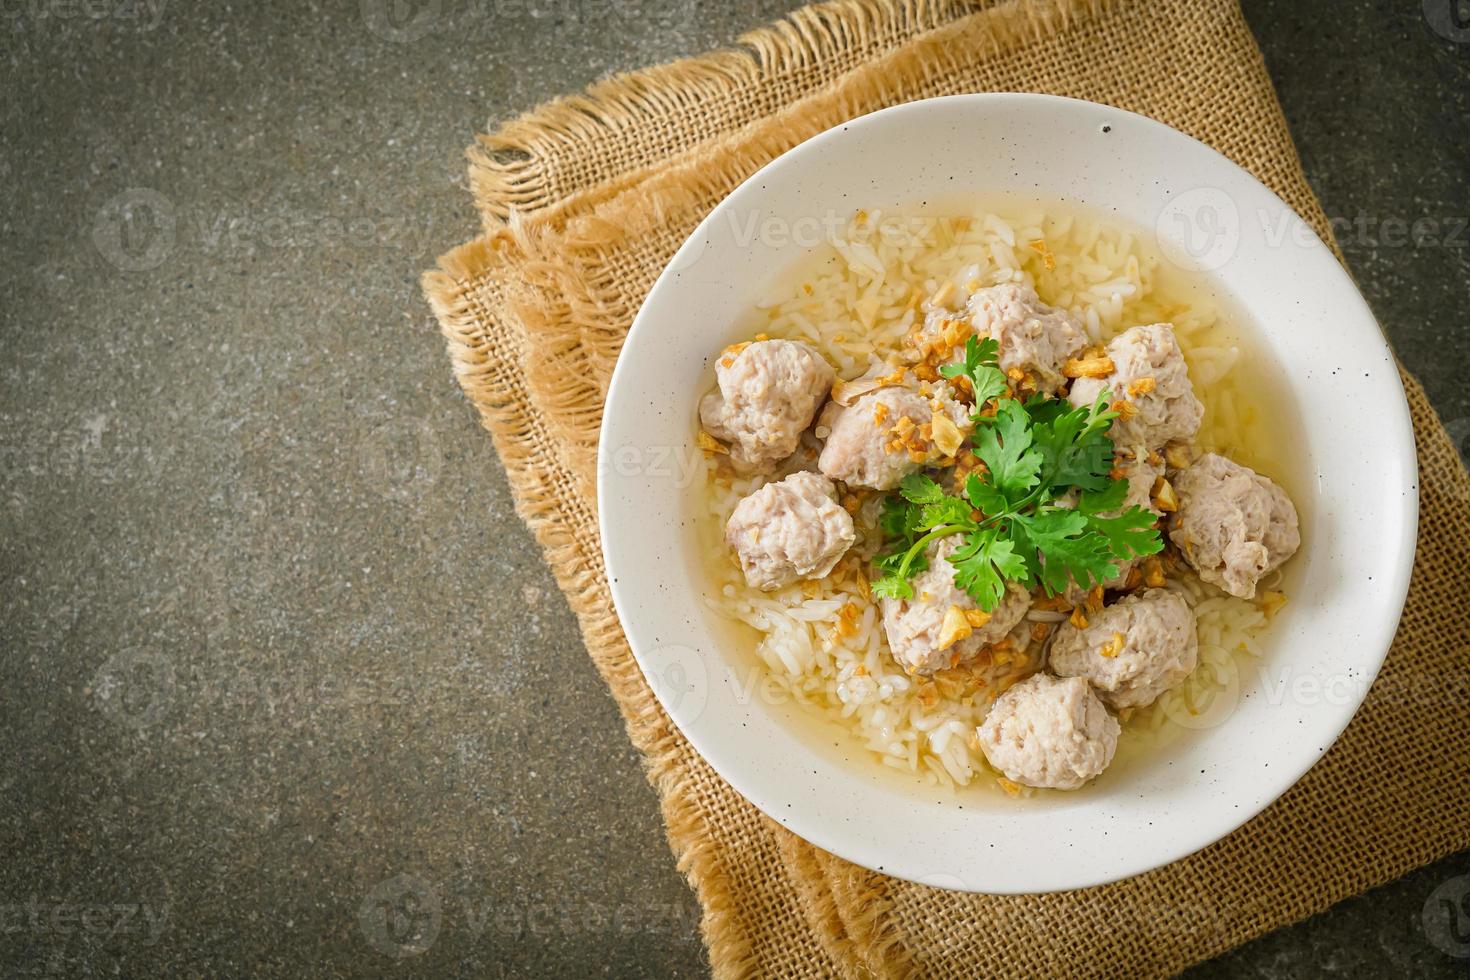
left=1054, top=451, right=1163, bottom=519
left=965, top=283, right=1089, bottom=394
left=1168, top=453, right=1300, bottom=598
left=880, top=537, right=1031, bottom=674
left=1113, top=451, right=1166, bottom=517
left=817, top=384, right=972, bottom=491
left=976, top=673, right=1119, bottom=790
left=1048, top=588, right=1198, bottom=709
left=725, top=472, right=855, bottom=591
left=916, top=283, right=1087, bottom=395
left=1068, top=323, right=1203, bottom=450
left=700, top=339, right=834, bottom=473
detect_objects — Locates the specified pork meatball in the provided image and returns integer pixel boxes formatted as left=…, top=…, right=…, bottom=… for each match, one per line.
left=1068, top=323, right=1203, bottom=450
left=725, top=472, right=855, bottom=591
left=966, top=283, right=1089, bottom=394
left=700, top=339, right=834, bottom=473
left=976, top=673, right=1119, bottom=790
left=1113, top=451, right=1167, bottom=517
left=1168, top=453, right=1300, bottom=598
left=817, top=384, right=972, bottom=491
left=1048, top=588, right=1198, bottom=709
left=880, top=537, right=1031, bottom=674
left=918, top=283, right=1087, bottom=395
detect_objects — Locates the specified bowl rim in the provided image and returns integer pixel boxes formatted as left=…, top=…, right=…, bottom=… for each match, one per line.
left=598, top=93, right=1419, bottom=893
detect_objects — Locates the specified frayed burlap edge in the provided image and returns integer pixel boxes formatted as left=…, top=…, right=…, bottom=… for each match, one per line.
left=467, top=0, right=990, bottom=231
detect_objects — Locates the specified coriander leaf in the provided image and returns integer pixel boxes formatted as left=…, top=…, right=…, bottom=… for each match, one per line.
left=1076, top=479, right=1129, bottom=515
left=869, top=572, right=914, bottom=601
left=972, top=399, right=1042, bottom=502
left=898, top=472, right=946, bottom=505
left=1015, top=509, right=1116, bottom=595
left=878, top=495, right=922, bottom=539
left=1084, top=505, right=1165, bottom=562
left=920, top=496, right=973, bottom=529
left=1030, top=392, right=1117, bottom=495
left=939, top=335, right=1008, bottom=408
left=872, top=522, right=960, bottom=601
left=1018, top=507, right=1088, bottom=541
left=1003, top=513, right=1043, bottom=585
left=949, top=526, right=1027, bottom=612
left=964, top=472, right=1008, bottom=518
left=1020, top=394, right=1068, bottom=426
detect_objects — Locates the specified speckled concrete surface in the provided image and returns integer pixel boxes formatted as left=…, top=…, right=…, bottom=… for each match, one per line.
left=0, top=1, right=1466, bottom=976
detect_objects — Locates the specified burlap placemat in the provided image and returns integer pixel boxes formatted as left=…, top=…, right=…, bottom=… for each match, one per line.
left=423, top=0, right=1470, bottom=975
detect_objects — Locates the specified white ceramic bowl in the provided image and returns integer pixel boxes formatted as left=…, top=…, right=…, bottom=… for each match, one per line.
left=598, top=94, right=1417, bottom=893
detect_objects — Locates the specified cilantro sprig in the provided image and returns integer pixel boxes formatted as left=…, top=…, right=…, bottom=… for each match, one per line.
left=871, top=337, right=1163, bottom=610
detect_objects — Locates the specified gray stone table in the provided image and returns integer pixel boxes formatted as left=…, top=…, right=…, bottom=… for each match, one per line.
left=0, top=0, right=1466, bottom=976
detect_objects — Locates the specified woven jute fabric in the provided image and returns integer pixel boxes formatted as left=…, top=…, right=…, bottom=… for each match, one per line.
left=423, top=0, right=1470, bottom=975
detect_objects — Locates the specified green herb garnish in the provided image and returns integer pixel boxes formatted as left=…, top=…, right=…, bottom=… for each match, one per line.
left=871, top=337, right=1163, bottom=610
